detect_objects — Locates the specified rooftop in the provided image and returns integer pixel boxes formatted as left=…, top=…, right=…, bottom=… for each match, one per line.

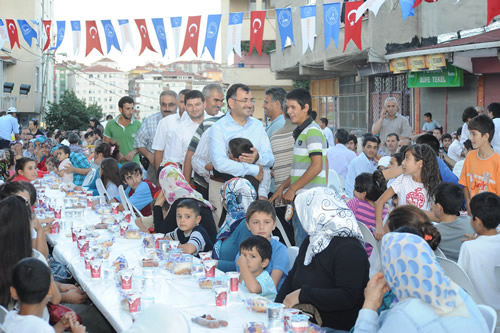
left=82, top=65, right=123, bottom=73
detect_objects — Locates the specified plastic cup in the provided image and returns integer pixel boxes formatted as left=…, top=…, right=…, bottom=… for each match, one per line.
left=103, top=266, right=115, bottom=280
left=84, top=252, right=95, bottom=270
left=54, top=207, right=62, bottom=219
left=78, top=239, right=89, bottom=257
left=90, top=260, right=102, bottom=279
left=123, top=211, right=131, bottom=223
left=71, top=227, right=79, bottom=242
left=120, top=270, right=133, bottom=290
left=50, top=221, right=60, bottom=234
left=226, top=272, right=240, bottom=292
left=191, top=263, right=204, bottom=277
left=169, top=240, right=180, bottom=249
left=213, top=277, right=229, bottom=307
left=290, top=314, right=309, bottom=333
left=133, top=276, right=145, bottom=291
left=199, top=251, right=212, bottom=261
left=111, top=203, right=120, bottom=214
left=203, top=260, right=217, bottom=278
left=158, top=240, right=170, bottom=255
left=267, top=303, right=285, bottom=330
left=142, top=296, right=155, bottom=310
left=127, top=292, right=141, bottom=314
left=120, top=222, right=128, bottom=237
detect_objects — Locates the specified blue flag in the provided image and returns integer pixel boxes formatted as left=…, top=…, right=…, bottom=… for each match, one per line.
left=275, top=8, right=294, bottom=51
left=101, top=20, right=121, bottom=53
left=170, top=17, right=182, bottom=28
left=17, top=19, right=38, bottom=47
left=52, top=21, right=65, bottom=50
left=151, top=18, right=167, bottom=57
left=400, top=0, right=416, bottom=20
left=323, top=3, right=340, bottom=49
left=202, top=14, right=221, bottom=60
left=71, top=20, right=81, bottom=32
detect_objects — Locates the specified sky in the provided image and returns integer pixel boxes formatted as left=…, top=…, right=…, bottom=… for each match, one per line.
left=53, top=0, right=222, bottom=70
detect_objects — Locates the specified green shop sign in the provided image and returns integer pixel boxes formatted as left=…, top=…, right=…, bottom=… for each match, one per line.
left=408, top=63, right=463, bottom=88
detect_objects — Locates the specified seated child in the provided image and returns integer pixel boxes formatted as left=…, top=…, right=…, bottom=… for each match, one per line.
left=235, top=200, right=288, bottom=289
left=46, top=157, right=58, bottom=176
left=118, top=162, right=158, bottom=216
left=347, top=171, right=388, bottom=256
left=432, top=182, right=473, bottom=261
left=4, top=257, right=86, bottom=333
left=55, top=145, right=74, bottom=185
left=458, top=192, right=500, bottom=310
left=237, top=235, right=277, bottom=300
left=100, top=158, right=121, bottom=200
left=165, top=198, right=213, bottom=255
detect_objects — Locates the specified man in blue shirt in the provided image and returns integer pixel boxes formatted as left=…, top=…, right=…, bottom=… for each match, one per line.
left=263, top=87, right=286, bottom=138
left=0, top=107, right=20, bottom=148
left=416, top=134, right=459, bottom=185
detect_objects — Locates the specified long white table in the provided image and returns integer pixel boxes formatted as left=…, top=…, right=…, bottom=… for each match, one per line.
left=44, top=190, right=267, bottom=332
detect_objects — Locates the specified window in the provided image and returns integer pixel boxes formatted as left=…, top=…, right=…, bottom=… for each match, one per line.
left=89, top=74, right=93, bottom=79
left=338, top=76, right=367, bottom=132
left=248, top=0, right=267, bottom=17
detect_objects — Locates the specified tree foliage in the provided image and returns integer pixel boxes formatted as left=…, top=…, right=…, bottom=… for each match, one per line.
left=45, top=90, right=103, bottom=131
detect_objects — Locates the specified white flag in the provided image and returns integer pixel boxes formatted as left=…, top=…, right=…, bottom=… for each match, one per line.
left=356, top=0, right=386, bottom=22
left=226, top=12, right=243, bottom=59
left=118, top=19, right=134, bottom=52
left=0, top=20, right=8, bottom=49
left=170, top=17, right=182, bottom=58
left=300, top=5, right=316, bottom=55
left=70, top=21, right=81, bottom=56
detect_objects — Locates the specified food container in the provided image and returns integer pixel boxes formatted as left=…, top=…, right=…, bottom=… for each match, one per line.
left=120, top=269, right=133, bottom=290
left=203, top=260, right=217, bottom=278
left=90, top=260, right=102, bottom=279
left=191, top=263, right=204, bottom=277
left=169, top=240, right=180, bottom=249
left=199, top=251, right=212, bottom=261
left=213, top=277, right=229, bottom=307
left=284, top=309, right=301, bottom=332
left=290, top=314, right=309, bottom=333
left=198, top=277, right=213, bottom=289
left=84, top=252, right=95, bottom=270
left=266, top=303, right=285, bottom=330
left=226, top=272, right=240, bottom=292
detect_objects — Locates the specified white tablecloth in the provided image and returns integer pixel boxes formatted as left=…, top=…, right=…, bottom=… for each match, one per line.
left=46, top=195, right=267, bottom=332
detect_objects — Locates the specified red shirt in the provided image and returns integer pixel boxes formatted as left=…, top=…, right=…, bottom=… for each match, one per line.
left=10, top=174, right=31, bottom=182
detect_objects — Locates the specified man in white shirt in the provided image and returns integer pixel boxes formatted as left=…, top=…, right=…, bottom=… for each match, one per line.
left=0, top=107, right=20, bottom=148
left=319, top=118, right=334, bottom=148
left=202, top=84, right=225, bottom=117
left=326, top=128, right=356, bottom=179
left=487, top=102, right=500, bottom=154
left=345, top=135, right=378, bottom=197
left=459, top=106, right=479, bottom=145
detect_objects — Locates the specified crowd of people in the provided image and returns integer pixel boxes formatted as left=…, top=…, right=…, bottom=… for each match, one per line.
left=0, top=83, right=499, bottom=333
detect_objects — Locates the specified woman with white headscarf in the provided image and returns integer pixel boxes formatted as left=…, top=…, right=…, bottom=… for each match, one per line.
left=275, top=187, right=369, bottom=332
left=354, top=232, right=489, bottom=332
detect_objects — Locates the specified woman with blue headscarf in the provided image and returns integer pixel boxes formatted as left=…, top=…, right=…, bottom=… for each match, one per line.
left=33, top=136, right=50, bottom=172
left=212, top=178, right=257, bottom=272
left=354, top=232, right=489, bottom=332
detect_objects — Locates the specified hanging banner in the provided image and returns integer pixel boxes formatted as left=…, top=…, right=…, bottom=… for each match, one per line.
left=0, top=20, right=8, bottom=49
left=135, top=19, right=157, bottom=55
left=17, top=20, right=38, bottom=47
left=52, top=21, right=65, bottom=51
left=249, top=11, right=266, bottom=56
left=71, top=20, right=81, bottom=55
left=408, top=63, right=463, bottom=88
left=355, top=0, right=386, bottom=22
left=389, top=58, right=409, bottom=73
left=408, top=55, right=426, bottom=71
left=6, top=20, right=20, bottom=49
left=152, top=18, right=168, bottom=57
left=170, top=17, right=182, bottom=58
left=202, top=14, right=221, bottom=60
left=118, top=19, right=134, bottom=52
left=425, top=54, right=446, bottom=70
left=42, top=20, right=51, bottom=52
left=85, top=20, right=104, bottom=56
left=276, top=8, right=294, bottom=51
left=344, top=1, right=363, bottom=52
left=323, top=2, right=340, bottom=49
left=488, top=0, right=500, bottom=25
left=300, top=5, right=316, bottom=55
left=101, top=20, right=121, bottom=54
left=180, top=16, right=201, bottom=57
left=401, top=0, right=416, bottom=20
left=227, top=12, right=243, bottom=58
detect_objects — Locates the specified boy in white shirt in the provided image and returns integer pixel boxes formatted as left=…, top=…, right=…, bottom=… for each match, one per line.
left=458, top=192, right=500, bottom=310
left=54, top=145, right=74, bottom=185
left=4, top=257, right=85, bottom=333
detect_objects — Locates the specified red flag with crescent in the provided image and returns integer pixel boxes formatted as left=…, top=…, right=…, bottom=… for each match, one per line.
left=343, top=1, right=363, bottom=52
left=42, top=20, right=51, bottom=52
left=85, top=20, right=104, bottom=56
left=135, top=19, right=157, bottom=55
left=5, top=19, right=20, bottom=49
left=488, top=0, right=500, bottom=25
left=180, top=16, right=201, bottom=56
left=249, top=11, right=266, bottom=56
left=413, top=0, right=437, bottom=9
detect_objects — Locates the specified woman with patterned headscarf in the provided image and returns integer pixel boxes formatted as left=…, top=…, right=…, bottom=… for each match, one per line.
left=275, top=187, right=369, bottom=331
left=212, top=178, right=257, bottom=272
left=354, top=232, right=489, bottom=332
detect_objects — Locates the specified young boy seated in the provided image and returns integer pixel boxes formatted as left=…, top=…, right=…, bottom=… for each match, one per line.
left=432, top=182, right=473, bottom=262
left=118, top=162, right=158, bottom=216
left=458, top=192, right=500, bottom=310
left=237, top=235, right=277, bottom=300
left=235, top=200, right=289, bottom=289
left=165, top=198, right=213, bottom=255
left=54, top=145, right=74, bottom=185
left=4, top=257, right=86, bottom=333
left=46, top=157, right=58, bottom=175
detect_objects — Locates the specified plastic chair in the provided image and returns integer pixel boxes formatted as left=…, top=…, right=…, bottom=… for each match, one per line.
left=275, top=217, right=292, bottom=248
left=358, top=221, right=381, bottom=260
left=327, top=169, right=345, bottom=196
left=477, top=304, right=497, bottom=333
left=438, top=257, right=481, bottom=304
left=81, top=168, right=96, bottom=187
left=434, top=247, right=446, bottom=259
left=118, top=185, right=144, bottom=218
left=96, top=178, right=111, bottom=201
left=0, top=304, right=7, bottom=325
left=495, top=266, right=500, bottom=290
left=287, top=246, right=299, bottom=273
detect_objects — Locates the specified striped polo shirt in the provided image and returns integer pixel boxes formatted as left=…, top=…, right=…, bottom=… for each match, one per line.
left=291, top=118, right=327, bottom=194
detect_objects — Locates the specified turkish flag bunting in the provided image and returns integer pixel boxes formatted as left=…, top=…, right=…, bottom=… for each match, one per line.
left=344, top=1, right=363, bottom=52
left=181, top=16, right=201, bottom=56
left=135, top=19, right=157, bottom=55
left=249, top=11, right=266, bottom=56
left=5, top=19, right=20, bottom=49
left=488, top=0, right=500, bottom=25
left=85, top=20, right=104, bottom=56
left=413, top=0, right=437, bottom=9
left=42, top=20, right=51, bottom=52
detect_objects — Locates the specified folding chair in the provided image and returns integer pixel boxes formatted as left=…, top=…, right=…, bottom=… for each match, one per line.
left=358, top=221, right=381, bottom=260
left=328, top=169, right=345, bottom=196
left=286, top=246, right=299, bottom=273
left=96, top=178, right=111, bottom=201
left=0, top=304, right=7, bottom=325
left=434, top=247, right=447, bottom=259
left=438, top=257, right=481, bottom=303
left=477, top=304, right=497, bottom=333
left=118, top=185, right=144, bottom=218
left=81, top=168, right=96, bottom=187
left=275, top=217, right=292, bottom=248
